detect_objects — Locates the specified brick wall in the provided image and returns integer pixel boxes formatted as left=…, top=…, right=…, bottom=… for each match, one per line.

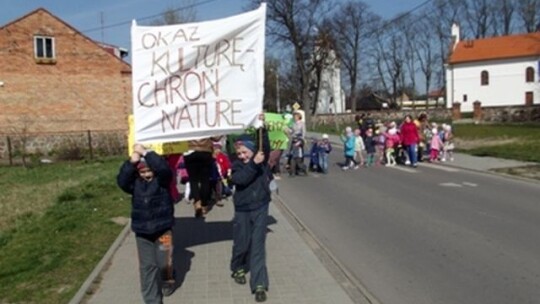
left=0, top=9, right=132, bottom=135
left=479, top=105, right=540, bottom=123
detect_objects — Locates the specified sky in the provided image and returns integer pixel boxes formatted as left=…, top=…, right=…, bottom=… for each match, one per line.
left=0, top=0, right=427, bottom=56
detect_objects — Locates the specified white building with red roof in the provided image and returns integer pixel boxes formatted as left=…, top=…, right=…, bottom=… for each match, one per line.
left=446, top=24, right=540, bottom=112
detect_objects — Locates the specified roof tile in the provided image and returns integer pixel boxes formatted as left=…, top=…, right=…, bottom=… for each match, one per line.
left=449, top=32, right=540, bottom=64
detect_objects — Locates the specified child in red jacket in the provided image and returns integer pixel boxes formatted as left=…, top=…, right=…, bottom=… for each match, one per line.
left=213, top=141, right=232, bottom=206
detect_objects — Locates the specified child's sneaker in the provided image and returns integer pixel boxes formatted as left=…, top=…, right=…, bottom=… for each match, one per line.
left=254, top=286, right=267, bottom=302
left=354, top=165, right=359, bottom=170
left=341, top=166, right=349, bottom=170
left=162, top=282, right=176, bottom=297
left=231, top=269, right=246, bottom=285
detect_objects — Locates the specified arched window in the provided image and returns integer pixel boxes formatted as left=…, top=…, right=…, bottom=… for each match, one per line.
left=526, top=67, right=535, bottom=82
left=481, top=70, right=489, bottom=86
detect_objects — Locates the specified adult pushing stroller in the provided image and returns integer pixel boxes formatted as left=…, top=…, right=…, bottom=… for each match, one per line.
left=287, top=134, right=307, bottom=176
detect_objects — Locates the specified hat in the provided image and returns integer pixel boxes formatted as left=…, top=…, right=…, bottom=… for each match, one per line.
left=322, top=133, right=329, bottom=139
left=345, top=126, right=352, bottom=133
left=235, top=134, right=256, bottom=152
left=136, top=158, right=148, bottom=170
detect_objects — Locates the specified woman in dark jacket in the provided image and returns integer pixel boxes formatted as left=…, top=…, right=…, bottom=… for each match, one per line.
left=117, top=144, right=175, bottom=303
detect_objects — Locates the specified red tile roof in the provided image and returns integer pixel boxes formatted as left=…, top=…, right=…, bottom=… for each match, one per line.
left=448, top=32, right=540, bottom=64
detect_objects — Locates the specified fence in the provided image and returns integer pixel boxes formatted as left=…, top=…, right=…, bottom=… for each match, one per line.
left=0, top=129, right=127, bottom=166
left=312, top=108, right=452, bottom=127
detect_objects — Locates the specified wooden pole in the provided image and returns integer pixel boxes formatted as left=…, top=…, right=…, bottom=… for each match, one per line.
left=258, top=127, right=263, bottom=151
left=87, top=130, right=94, bottom=160
left=7, top=136, right=13, bottom=166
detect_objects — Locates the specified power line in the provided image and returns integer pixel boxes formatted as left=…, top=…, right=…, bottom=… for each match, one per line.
left=370, top=0, right=434, bottom=36
left=81, top=0, right=218, bottom=33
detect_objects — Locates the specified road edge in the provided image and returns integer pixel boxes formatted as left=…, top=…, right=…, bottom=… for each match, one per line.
left=272, top=192, right=381, bottom=304
left=69, top=220, right=132, bottom=304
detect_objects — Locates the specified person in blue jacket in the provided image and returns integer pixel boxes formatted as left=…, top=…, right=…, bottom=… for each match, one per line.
left=229, top=123, right=272, bottom=303
left=340, top=126, right=357, bottom=170
left=117, top=143, right=175, bottom=304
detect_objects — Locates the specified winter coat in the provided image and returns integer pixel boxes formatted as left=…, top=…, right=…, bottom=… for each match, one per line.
left=341, top=134, right=355, bottom=157
left=231, top=128, right=272, bottom=212
left=117, top=151, right=174, bottom=235
left=400, top=122, right=420, bottom=146
left=364, top=135, right=377, bottom=154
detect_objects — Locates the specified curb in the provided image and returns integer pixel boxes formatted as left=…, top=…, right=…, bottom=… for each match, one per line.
left=271, top=192, right=381, bottom=304
left=69, top=220, right=132, bottom=304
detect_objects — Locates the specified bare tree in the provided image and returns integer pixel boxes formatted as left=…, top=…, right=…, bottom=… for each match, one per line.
left=463, top=0, right=497, bottom=38
left=517, top=0, right=540, bottom=33
left=250, top=0, right=334, bottom=126
left=429, top=0, right=466, bottom=88
left=148, top=1, right=198, bottom=25
left=400, top=13, right=419, bottom=104
left=373, top=23, right=406, bottom=107
left=264, top=57, right=281, bottom=112
left=414, top=17, right=438, bottom=108
left=494, top=0, right=516, bottom=35
left=328, top=0, right=377, bottom=113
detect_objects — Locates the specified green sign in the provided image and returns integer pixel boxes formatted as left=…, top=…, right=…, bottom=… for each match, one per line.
left=225, top=113, right=291, bottom=154
left=264, top=112, right=290, bottom=150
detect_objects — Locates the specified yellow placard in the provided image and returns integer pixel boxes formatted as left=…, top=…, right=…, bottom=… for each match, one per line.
left=128, top=115, right=188, bottom=155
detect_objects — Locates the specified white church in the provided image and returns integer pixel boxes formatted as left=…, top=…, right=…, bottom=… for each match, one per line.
left=314, top=49, right=346, bottom=114
left=446, top=24, right=540, bottom=113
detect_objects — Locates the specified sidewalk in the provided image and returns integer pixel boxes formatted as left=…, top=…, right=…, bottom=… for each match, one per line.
left=82, top=133, right=535, bottom=304
left=84, top=197, right=355, bottom=304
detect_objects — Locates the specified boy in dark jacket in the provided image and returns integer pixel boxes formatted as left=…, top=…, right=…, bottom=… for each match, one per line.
left=117, top=144, right=175, bottom=304
left=230, top=125, right=271, bottom=303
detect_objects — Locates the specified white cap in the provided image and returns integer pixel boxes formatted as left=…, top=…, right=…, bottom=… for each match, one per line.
left=322, top=133, right=329, bottom=139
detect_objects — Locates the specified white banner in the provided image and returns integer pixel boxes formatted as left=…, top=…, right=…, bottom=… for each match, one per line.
left=131, top=4, right=266, bottom=143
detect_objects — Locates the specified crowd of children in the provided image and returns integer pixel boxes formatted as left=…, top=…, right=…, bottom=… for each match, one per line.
left=346, top=117, right=454, bottom=169
left=285, top=114, right=455, bottom=174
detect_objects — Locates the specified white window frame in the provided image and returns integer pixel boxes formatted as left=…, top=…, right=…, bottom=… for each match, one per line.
left=34, top=36, right=55, bottom=59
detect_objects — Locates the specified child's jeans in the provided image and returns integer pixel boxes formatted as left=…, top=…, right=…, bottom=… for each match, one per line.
left=318, top=152, right=329, bottom=173
left=366, top=153, right=375, bottom=166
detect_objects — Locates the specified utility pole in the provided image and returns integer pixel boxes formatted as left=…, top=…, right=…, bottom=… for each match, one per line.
left=276, top=70, right=281, bottom=113
left=100, top=12, right=105, bottom=42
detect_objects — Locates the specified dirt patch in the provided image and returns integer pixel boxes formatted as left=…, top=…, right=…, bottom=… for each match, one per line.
left=492, top=165, right=540, bottom=181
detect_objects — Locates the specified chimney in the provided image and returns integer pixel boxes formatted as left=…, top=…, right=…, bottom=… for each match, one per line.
left=451, top=23, right=461, bottom=50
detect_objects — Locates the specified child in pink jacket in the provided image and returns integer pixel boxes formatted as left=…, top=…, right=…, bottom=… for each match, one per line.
left=429, top=128, right=443, bottom=162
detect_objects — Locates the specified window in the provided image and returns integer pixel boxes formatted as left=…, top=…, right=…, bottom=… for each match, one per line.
left=481, top=70, right=489, bottom=86
left=526, top=67, right=535, bottom=82
left=463, top=94, right=468, bottom=102
left=525, top=91, right=533, bottom=106
left=34, top=36, right=55, bottom=62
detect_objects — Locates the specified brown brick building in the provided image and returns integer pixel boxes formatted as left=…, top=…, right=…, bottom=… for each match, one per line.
left=0, top=8, right=132, bottom=159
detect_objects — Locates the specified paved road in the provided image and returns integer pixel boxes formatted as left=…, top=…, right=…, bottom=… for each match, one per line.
left=275, top=147, right=540, bottom=304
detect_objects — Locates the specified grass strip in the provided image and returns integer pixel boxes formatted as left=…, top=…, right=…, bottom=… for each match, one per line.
left=0, top=158, right=130, bottom=303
